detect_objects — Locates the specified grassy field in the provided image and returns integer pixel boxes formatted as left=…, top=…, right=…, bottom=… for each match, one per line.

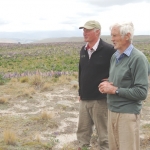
left=0, top=42, right=83, bottom=74
left=0, top=36, right=150, bottom=76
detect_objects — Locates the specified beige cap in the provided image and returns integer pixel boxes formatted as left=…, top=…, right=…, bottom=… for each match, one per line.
left=79, top=20, right=101, bottom=30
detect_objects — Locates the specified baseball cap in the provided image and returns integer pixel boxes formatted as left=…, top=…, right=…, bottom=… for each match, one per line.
left=79, top=20, right=101, bottom=30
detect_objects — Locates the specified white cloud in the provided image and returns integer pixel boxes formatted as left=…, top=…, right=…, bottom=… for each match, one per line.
left=96, top=2, right=150, bottom=35
left=78, top=0, right=150, bottom=7
left=0, top=0, right=149, bottom=35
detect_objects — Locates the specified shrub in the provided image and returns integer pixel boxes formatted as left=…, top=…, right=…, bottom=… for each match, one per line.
left=41, top=82, right=52, bottom=92
left=19, top=76, right=29, bottom=83
left=30, top=75, right=43, bottom=87
left=3, top=129, right=17, bottom=145
left=23, top=87, right=35, bottom=97
left=39, top=110, right=54, bottom=120
left=0, top=74, right=7, bottom=85
left=0, top=97, right=8, bottom=104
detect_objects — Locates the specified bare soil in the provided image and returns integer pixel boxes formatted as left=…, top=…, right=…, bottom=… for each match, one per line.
left=0, top=80, right=150, bottom=150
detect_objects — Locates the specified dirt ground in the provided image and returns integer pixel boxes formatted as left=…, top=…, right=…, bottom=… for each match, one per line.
left=0, top=79, right=150, bottom=150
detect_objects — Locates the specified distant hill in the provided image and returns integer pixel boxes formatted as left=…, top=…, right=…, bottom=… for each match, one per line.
left=0, top=30, right=82, bottom=44
left=34, top=35, right=150, bottom=44
left=0, top=38, right=18, bottom=43
left=33, top=36, right=111, bottom=43
left=33, top=37, right=84, bottom=43
left=0, top=35, right=149, bottom=44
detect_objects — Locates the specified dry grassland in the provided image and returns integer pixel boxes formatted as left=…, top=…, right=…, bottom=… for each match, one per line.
left=0, top=74, right=150, bottom=150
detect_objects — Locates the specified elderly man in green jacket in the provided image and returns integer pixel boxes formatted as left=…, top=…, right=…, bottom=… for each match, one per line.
left=99, top=22, right=150, bottom=150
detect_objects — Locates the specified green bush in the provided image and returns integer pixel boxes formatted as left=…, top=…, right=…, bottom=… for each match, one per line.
left=0, top=74, right=7, bottom=85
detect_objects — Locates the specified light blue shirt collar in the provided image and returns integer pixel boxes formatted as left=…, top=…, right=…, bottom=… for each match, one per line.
left=115, top=44, right=133, bottom=63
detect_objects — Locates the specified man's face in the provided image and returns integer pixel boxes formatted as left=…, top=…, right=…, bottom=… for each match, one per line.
left=83, top=28, right=98, bottom=42
left=111, top=26, right=127, bottom=51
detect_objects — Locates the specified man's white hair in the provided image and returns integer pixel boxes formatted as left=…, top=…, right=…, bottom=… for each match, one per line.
left=110, top=22, right=134, bottom=42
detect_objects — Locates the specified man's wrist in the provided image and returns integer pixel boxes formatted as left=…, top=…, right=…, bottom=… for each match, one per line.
left=113, top=87, right=118, bottom=95
left=115, top=88, right=119, bottom=95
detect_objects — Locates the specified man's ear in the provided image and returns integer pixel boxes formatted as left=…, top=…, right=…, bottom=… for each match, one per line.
left=96, top=30, right=100, bottom=36
left=126, top=33, right=131, bottom=41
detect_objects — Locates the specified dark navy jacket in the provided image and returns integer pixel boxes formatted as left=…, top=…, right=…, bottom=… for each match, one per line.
left=79, top=38, right=116, bottom=100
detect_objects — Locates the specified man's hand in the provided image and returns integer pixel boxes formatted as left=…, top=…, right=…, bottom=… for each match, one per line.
left=78, top=96, right=81, bottom=101
left=98, top=81, right=118, bottom=94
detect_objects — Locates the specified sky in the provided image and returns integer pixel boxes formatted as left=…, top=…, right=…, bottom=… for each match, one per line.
left=0, top=0, right=150, bottom=37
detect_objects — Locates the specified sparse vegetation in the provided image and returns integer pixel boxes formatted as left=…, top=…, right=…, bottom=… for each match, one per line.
left=41, top=82, right=52, bottom=92
left=62, top=143, right=75, bottom=150
left=19, top=76, right=29, bottom=83
left=0, top=42, right=81, bottom=74
left=22, top=87, right=36, bottom=97
left=0, top=74, right=8, bottom=85
left=0, top=97, right=8, bottom=104
left=30, top=75, right=43, bottom=87
left=3, top=129, right=17, bottom=145
left=39, top=110, right=54, bottom=120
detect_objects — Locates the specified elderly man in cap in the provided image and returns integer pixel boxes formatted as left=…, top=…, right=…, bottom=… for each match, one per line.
left=77, top=20, right=116, bottom=150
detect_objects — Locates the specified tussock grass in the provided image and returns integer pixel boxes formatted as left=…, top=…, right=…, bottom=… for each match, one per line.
left=72, top=72, right=78, bottom=78
left=31, top=110, right=55, bottom=123
left=0, top=74, right=7, bottom=85
left=42, top=136, right=59, bottom=149
left=51, top=76, right=59, bottom=83
left=142, top=123, right=150, bottom=129
left=34, top=132, right=41, bottom=143
left=141, top=135, right=150, bottom=149
left=53, top=75, right=78, bottom=86
left=22, top=87, right=36, bottom=97
left=2, top=79, right=30, bottom=97
left=41, top=82, right=53, bottom=92
left=72, top=84, right=78, bottom=89
left=35, top=111, right=58, bottom=128
left=58, top=75, right=69, bottom=84
left=62, top=143, right=75, bottom=150
left=58, top=104, right=68, bottom=111
left=30, top=75, right=43, bottom=86
left=3, top=129, right=17, bottom=145
left=0, top=97, right=8, bottom=104
left=10, top=78, right=18, bottom=82
left=39, top=110, right=54, bottom=120
left=19, top=76, right=29, bottom=83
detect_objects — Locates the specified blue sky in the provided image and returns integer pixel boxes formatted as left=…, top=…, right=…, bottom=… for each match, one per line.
left=0, top=0, right=150, bottom=36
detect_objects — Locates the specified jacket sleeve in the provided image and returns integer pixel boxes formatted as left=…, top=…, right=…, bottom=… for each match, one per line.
left=78, top=48, right=83, bottom=96
left=78, top=61, right=81, bottom=96
left=119, top=55, right=149, bottom=100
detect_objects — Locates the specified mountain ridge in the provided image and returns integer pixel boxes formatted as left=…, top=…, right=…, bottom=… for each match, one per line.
left=0, top=35, right=150, bottom=44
